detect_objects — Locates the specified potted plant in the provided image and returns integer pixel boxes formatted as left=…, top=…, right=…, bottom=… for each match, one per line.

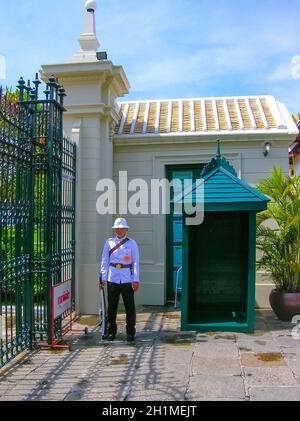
left=256, top=167, right=300, bottom=321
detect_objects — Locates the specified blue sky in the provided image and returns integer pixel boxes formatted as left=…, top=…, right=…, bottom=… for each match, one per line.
left=0, top=0, right=299, bottom=114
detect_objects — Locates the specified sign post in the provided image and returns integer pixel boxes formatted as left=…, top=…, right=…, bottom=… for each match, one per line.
left=36, top=280, right=86, bottom=350
left=52, top=281, right=72, bottom=321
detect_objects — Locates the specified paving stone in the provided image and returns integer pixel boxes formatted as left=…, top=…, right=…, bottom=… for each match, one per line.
left=85, top=395, right=122, bottom=401
left=0, top=375, right=26, bottom=381
left=38, top=395, right=65, bottom=401
left=238, top=339, right=281, bottom=354
left=249, top=387, right=300, bottom=401
left=191, top=398, right=246, bottom=401
left=127, top=387, right=186, bottom=401
left=192, top=342, right=239, bottom=358
left=244, top=367, right=298, bottom=387
left=271, top=329, right=296, bottom=338
left=129, top=394, right=185, bottom=402
left=275, top=336, right=300, bottom=349
left=0, top=386, right=11, bottom=397
left=240, top=332, right=274, bottom=342
left=283, top=354, right=300, bottom=366
left=192, top=357, right=241, bottom=376
left=284, top=359, right=300, bottom=377
left=0, top=394, right=29, bottom=401
left=1, top=309, right=300, bottom=401
left=241, top=353, right=286, bottom=367
left=187, top=375, right=245, bottom=400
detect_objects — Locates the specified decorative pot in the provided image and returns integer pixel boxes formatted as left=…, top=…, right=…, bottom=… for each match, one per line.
left=269, top=289, right=300, bottom=322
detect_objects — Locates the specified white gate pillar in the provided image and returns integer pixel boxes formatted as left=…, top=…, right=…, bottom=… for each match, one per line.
left=40, top=1, right=130, bottom=314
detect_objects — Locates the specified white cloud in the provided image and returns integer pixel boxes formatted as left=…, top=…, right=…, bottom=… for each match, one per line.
left=267, top=82, right=300, bottom=115
left=129, top=44, right=267, bottom=94
left=131, top=53, right=207, bottom=92
left=267, top=64, right=294, bottom=82
left=98, top=1, right=299, bottom=97
left=291, top=56, right=300, bottom=80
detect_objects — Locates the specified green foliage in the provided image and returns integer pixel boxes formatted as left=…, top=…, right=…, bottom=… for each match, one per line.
left=0, top=226, right=16, bottom=260
left=256, top=167, right=300, bottom=292
left=1, top=226, right=46, bottom=297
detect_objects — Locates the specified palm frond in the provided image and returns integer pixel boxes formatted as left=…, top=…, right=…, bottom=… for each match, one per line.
left=256, top=167, right=300, bottom=292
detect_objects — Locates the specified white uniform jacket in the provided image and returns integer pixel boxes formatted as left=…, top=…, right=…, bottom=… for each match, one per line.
left=100, top=237, right=140, bottom=284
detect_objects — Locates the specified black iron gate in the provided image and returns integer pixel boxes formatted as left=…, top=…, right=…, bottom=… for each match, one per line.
left=0, top=75, right=76, bottom=368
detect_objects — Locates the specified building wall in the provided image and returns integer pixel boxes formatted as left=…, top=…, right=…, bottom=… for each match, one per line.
left=63, top=115, right=114, bottom=315
left=295, top=155, right=300, bottom=175
left=112, top=139, right=290, bottom=308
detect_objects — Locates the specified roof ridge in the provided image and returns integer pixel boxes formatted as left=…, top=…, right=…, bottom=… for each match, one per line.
left=116, top=95, right=275, bottom=105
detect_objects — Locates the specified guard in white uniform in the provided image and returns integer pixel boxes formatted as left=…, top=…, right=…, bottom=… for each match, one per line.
left=99, top=218, right=140, bottom=342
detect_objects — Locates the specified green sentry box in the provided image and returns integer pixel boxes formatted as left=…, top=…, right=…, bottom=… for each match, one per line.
left=176, top=141, right=270, bottom=333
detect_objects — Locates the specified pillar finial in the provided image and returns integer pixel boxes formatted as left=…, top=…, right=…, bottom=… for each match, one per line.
left=85, top=0, right=97, bottom=12
left=72, top=0, right=100, bottom=61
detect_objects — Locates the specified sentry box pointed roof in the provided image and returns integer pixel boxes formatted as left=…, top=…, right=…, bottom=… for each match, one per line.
left=175, top=140, right=270, bottom=212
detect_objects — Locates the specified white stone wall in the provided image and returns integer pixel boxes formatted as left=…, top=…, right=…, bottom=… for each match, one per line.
left=41, top=59, right=130, bottom=316
left=112, top=139, right=291, bottom=308
left=63, top=115, right=114, bottom=315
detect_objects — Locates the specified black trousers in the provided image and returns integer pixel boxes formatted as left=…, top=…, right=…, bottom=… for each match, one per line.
left=107, top=282, right=136, bottom=336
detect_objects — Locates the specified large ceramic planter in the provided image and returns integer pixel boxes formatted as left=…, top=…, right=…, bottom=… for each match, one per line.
left=269, top=289, right=300, bottom=322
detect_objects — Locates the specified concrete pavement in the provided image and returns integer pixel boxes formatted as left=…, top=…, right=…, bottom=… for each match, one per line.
left=0, top=308, right=300, bottom=401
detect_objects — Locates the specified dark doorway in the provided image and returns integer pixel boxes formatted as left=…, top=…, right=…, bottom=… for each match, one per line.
left=188, top=211, right=249, bottom=324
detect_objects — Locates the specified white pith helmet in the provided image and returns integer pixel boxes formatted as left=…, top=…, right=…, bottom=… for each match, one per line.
left=112, top=218, right=129, bottom=229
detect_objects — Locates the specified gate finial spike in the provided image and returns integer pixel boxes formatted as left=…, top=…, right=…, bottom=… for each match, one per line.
left=24, top=80, right=32, bottom=96
left=58, top=86, right=66, bottom=106
left=44, top=87, right=50, bottom=99
left=33, top=73, right=41, bottom=100
left=17, top=77, right=26, bottom=102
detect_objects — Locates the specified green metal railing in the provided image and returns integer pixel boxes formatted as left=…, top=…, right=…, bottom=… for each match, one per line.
left=0, top=75, right=76, bottom=367
left=0, top=87, right=33, bottom=366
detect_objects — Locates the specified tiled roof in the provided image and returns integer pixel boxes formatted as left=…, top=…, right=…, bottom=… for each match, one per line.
left=115, top=96, right=293, bottom=137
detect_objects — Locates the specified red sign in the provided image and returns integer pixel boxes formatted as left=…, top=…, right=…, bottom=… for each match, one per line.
left=52, top=281, right=72, bottom=320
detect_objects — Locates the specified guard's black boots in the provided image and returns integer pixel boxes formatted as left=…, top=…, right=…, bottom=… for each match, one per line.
left=126, top=334, right=135, bottom=343
left=103, top=333, right=115, bottom=341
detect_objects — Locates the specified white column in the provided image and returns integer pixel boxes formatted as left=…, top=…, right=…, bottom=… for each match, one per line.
left=41, top=64, right=129, bottom=315
left=41, top=0, right=130, bottom=314
left=72, top=0, right=100, bottom=61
